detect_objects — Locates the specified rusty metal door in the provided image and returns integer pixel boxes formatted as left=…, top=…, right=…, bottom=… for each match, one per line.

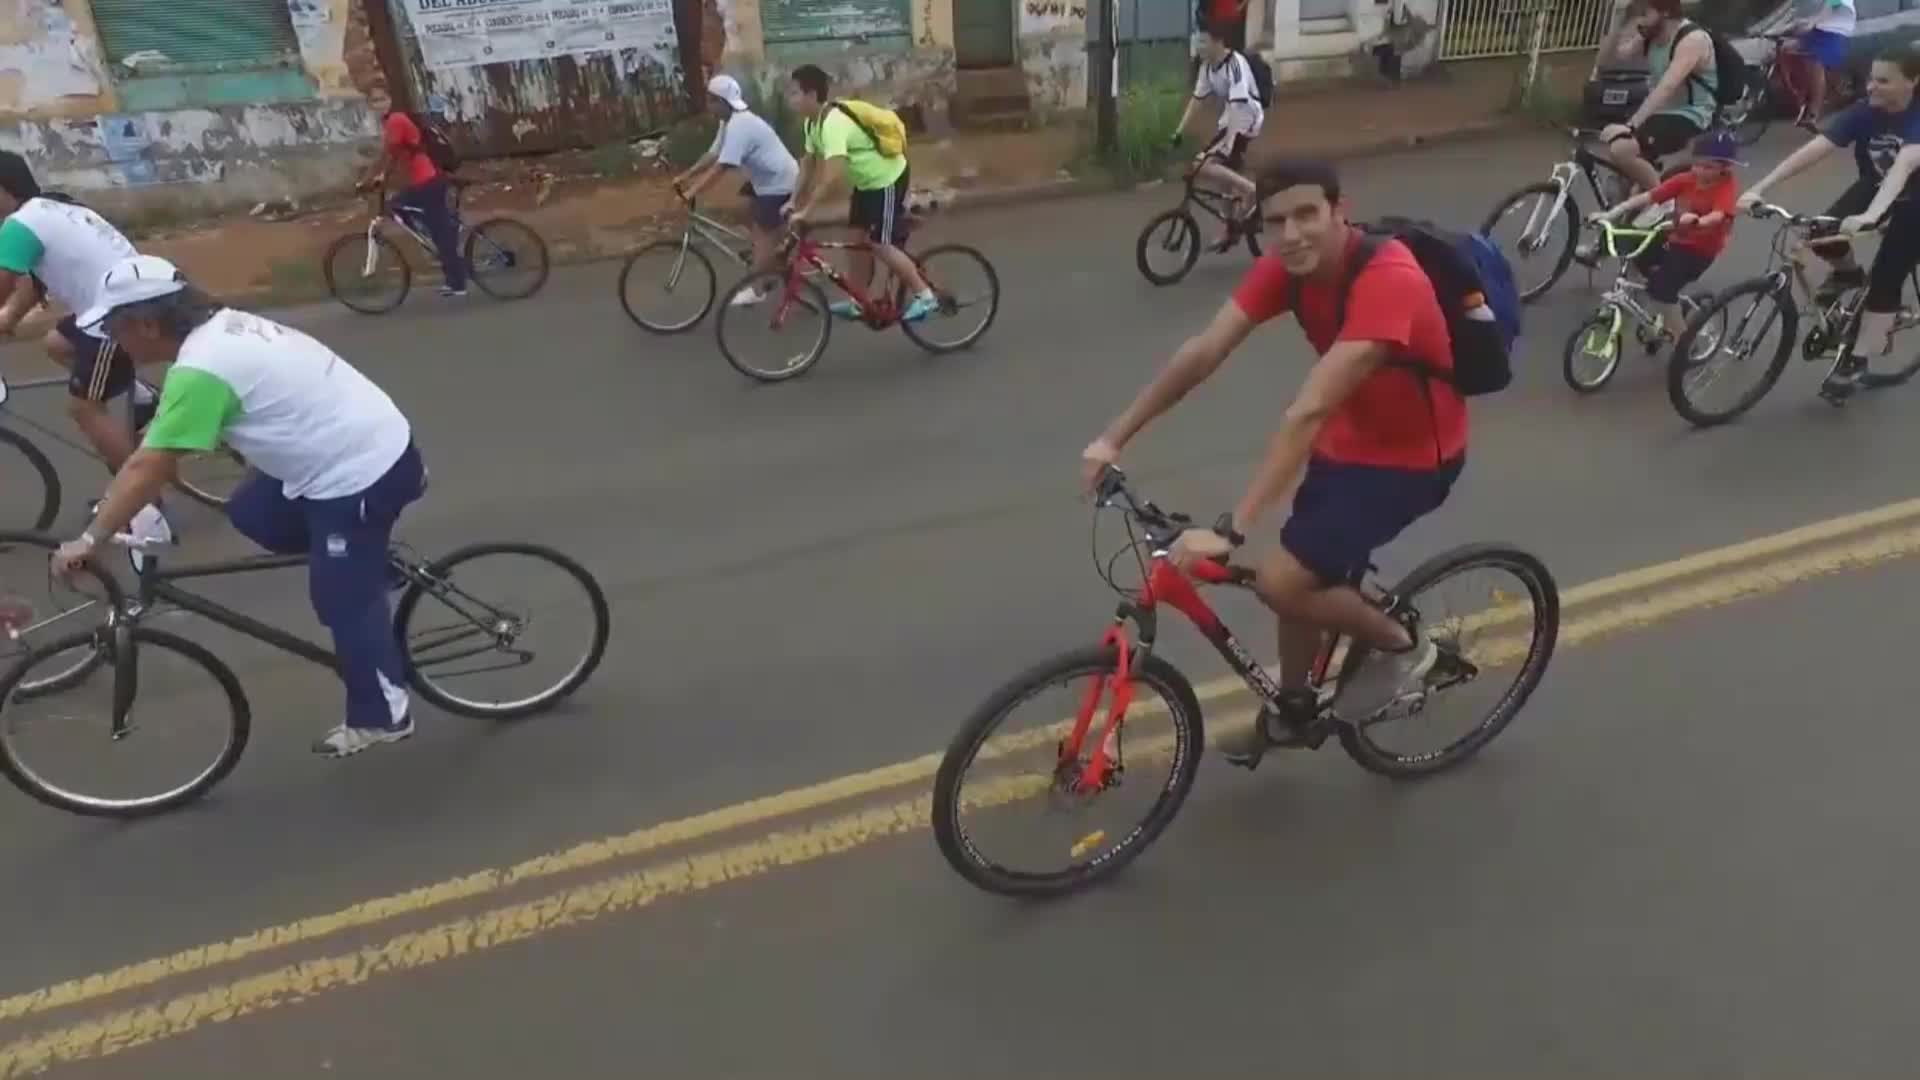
left=378, top=0, right=689, bottom=157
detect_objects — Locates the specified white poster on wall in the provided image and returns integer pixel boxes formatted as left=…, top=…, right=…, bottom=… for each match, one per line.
left=401, top=0, right=677, bottom=71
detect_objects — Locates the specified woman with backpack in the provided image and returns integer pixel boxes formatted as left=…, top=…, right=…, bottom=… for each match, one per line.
left=358, top=93, right=468, bottom=299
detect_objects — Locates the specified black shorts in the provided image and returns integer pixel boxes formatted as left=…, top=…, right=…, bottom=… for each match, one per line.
left=848, top=167, right=911, bottom=246
left=1206, top=130, right=1251, bottom=171
left=1627, top=113, right=1702, bottom=163
left=747, top=192, right=788, bottom=230
left=1280, top=456, right=1465, bottom=588
left=1632, top=239, right=1715, bottom=304
left=1823, top=178, right=1920, bottom=312
left=55, top=315, right=133, bottom=402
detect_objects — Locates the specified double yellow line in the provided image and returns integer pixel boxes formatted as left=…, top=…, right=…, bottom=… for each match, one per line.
left=8, top=496, right=1920, bottom=1076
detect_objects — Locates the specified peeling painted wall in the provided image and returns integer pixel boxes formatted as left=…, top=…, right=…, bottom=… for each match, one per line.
left=1263, top=0, right=1441, bottom=81
left=1019, top=0, right=1087, bottom=113
left=721, top=0, right=961, bottom=123
left=0, top=0, right=375, bottom=213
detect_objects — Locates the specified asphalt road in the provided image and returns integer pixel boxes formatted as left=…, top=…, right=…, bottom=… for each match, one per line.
left=3, top=125, right=1919, bottom=1077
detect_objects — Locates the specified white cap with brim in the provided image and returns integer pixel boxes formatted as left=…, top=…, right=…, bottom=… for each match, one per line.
left=79, top=255, right=188, bottom=330
left=706, top=74, right=749, bottom=112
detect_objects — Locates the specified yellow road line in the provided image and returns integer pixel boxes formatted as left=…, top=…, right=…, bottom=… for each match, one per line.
left=3, top=503, right=1919, bottom=1030
left=7, top=522, right=1920, bottom=1075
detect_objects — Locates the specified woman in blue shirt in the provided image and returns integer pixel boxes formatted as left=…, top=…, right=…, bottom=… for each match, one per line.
left=1741, top=48, right=1920, bottom=396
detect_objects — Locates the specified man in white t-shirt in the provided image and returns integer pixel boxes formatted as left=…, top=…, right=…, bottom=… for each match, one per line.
left=1174, top=27, right=1267, bottom=251
left=0, top=152, right=171, bottom=546
left=54, top=256, right=428, bottom=760
left=673, top=74, right=800, bottom=306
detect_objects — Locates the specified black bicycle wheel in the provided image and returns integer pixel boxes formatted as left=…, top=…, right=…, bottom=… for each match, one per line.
left=0, top=428, right=59, bottom=532
left=715, top=270, right=831, bottom=382
left=931, top=645, right=1204, bottom=899
left=1336, top=544, right=1559, bottom=779
left=617, top=239, right=717, bottom=334
left=898, top=244, right=1001, bottom=354
left=1562, top=308, right=1622, bottom=393
left=1481, top=181, right=1579, bottom=303
left=393, top=542, right=610, bottom=720
left=465, top=217, right=551, bottom=301
left=1667, top=276, right=1797, bottom=428
left=174, top=445, right=249, bottom=509
left=0, top=530, right=122, bottom=698
left=1856, top=271, right=1920, bottom=389
left=1244, top=219, right=1263, bottom=258
left=1732, top=79, right=1773, bottom=146
left=323, top=231, right=411, bottom=314
left=0, top=625, right=250, bottom=818
left=1135, top=209, right=1201, bottom=286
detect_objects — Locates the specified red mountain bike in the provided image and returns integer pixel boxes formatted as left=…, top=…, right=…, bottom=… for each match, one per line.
left=713, top=221, right=1000, bottom=382
left=930, top=466, right=1560, bottom=898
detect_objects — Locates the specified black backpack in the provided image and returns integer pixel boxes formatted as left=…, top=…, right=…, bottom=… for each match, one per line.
left=1674, top=22, right=1746, bottom=112
left=1241, top=50, right=1274, bottom=108
left=409, top=112, right=460, bottom=174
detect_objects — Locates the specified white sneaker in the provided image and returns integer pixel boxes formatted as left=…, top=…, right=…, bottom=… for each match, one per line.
left=1335, top=630, right=1438, bottom=722
left=311, top=715, right=414, bottom=758
left=728, top=287, right=766, bottom=307
left=90, top=499, right=176, bottom=573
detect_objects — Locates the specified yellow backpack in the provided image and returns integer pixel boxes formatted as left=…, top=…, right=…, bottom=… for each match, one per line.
left=830, top=99, right=907, bottom=158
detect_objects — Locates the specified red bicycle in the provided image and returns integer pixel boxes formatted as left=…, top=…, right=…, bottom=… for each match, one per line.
left=930, top=466, right=1560, bottom=898
left=713, top=220, right=1000, bottom=382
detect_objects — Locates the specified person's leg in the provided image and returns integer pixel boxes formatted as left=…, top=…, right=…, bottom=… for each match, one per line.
left=1838, top=208, right=1920, bottom=384
left=48, top=320, right=137, bottom=471
left=1811, top=181, right=1875, bottom=301
left=399, top=177, right=467, bottom=293
left=304, top=445, right=428, bottom=756
left=225, top=469, right=308, bottom=555
left=730, top=199, right=785, bottom=307
left=1605, top=129, right=1661, bottom=195
left=872, top=168, right=934, bottom=314
left=832, top=188, right=880, bottom=318
left=1643, top=246, right=1708, bottom=341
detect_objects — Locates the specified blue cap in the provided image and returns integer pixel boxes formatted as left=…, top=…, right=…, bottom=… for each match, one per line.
left=1693, top=129, right=1742, bottom=164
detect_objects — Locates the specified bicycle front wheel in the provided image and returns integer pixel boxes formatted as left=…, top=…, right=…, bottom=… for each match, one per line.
left=0, top=427, right=60, bottom=532
left=0, top=626, right=251, bottom=818
left=466, top=217, right=551, bottom=300
left=323, top=231, right=411, bottom=314
left=618, top=239, right=717, bottom=333
left=1667, top=276, right=1797, bottom=428
left=1482, top=181, right=1578, bottom=303
left=394, top=542, right=610, bottom=719
left=931, top=645, right=1204, bottom=898
left=1562, top=307, right=1622, bottom=393
left=899, top=244, right=1000, bottom=354
left=1336, top=544, right=1559, bottom=779
left=1135, top=208, right=1201, bottom=286
left=716, top=270, right=831, bottom=382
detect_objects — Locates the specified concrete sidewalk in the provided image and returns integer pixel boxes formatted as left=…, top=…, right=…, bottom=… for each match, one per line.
left=18, top=56, right=1586, bottom=326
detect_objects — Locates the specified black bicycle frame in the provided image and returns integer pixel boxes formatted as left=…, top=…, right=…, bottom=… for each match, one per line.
left=134, top=553, right=345, bottom=672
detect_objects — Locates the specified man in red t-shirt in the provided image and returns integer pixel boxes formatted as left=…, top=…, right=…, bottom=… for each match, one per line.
left=1593, top=128, right=1739, bottom=343
left=357, top=97, right=467, bottom=296
left=1082, top=159, right=1466, bottom=766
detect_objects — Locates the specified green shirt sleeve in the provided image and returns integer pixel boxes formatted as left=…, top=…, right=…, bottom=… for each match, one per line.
left=143, top=368, right=240, bottom=453
left=815, top=110, right=851, bottom=161
left=0, top=218, right=45, bottom=276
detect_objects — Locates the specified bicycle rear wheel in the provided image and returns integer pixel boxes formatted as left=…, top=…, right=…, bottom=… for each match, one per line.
left=174, top=444, right=250, bottom=509
left=1336, top=543, right=1559, bottom=779
left=618, top=239, right=717, bottom=333
left=0, top=427, right=60, bottom=532
left=1855, top=271, right=1920, bottom=389
left=393, top=542, right=610, bottom=719
left=1667, top=277, right=1797, bottom=428
left=898, top=244, right=1000, bottom=353
left=0, top=626, right=250, bottom=818
left=931, top=645, right=1204, bottom=898
left=323, top=231, right=411, bottom=314
left=466, top=217, right=551, bottom=300
left=715, top=270, right=831, bottom=382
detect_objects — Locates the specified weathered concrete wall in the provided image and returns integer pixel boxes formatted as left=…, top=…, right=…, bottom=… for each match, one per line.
left=720, top=0, right=959, bottom=127
left=1262, top=0, right=1441, bottom=82
left=1019, top=0, right=1089, bottom=114
left=0, top=0, right=375, bottom=216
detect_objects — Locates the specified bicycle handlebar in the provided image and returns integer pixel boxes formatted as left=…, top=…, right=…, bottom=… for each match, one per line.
left=1744, top=200, right=1877, bottom=233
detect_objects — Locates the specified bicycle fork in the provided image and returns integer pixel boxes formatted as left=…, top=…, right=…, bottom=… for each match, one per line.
left=1057, top=624, right=1140, bottom=795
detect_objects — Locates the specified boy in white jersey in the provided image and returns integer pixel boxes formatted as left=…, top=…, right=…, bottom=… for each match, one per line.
left=0, top=152, right=171, bottom=547
left=1174, top=27, right=1266, bottom=251
left=54, top=256, right=428, bottom=759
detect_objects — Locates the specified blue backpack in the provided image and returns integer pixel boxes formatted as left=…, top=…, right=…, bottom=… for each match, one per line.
left=1307, top=217, right=1521, bottom=396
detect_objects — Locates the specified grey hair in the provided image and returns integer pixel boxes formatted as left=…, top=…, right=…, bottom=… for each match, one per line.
left=113, top=285, right=225, bottom=341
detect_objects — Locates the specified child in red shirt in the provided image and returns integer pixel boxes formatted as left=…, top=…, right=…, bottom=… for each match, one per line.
left=1593, top=129, right=1741, bottom=344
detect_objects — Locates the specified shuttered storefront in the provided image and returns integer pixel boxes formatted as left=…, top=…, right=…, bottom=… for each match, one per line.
left=90, top=0, right=304, bottom=71
left=761, top=0, right=913, bottom=48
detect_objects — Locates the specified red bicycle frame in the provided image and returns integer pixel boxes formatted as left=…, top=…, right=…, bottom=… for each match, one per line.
left=769, top=232, right=903, bottom=330
left=1054, top=553, right=1350, bottom=794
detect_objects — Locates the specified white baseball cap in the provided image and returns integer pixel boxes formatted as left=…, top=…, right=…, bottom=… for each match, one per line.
left=79, top=255, right=188, bottom=329
left=706, top=74, right=749, bottom=112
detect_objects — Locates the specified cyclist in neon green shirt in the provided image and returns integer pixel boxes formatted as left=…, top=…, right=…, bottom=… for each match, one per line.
left=784, top=64, right=938, bottom=322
